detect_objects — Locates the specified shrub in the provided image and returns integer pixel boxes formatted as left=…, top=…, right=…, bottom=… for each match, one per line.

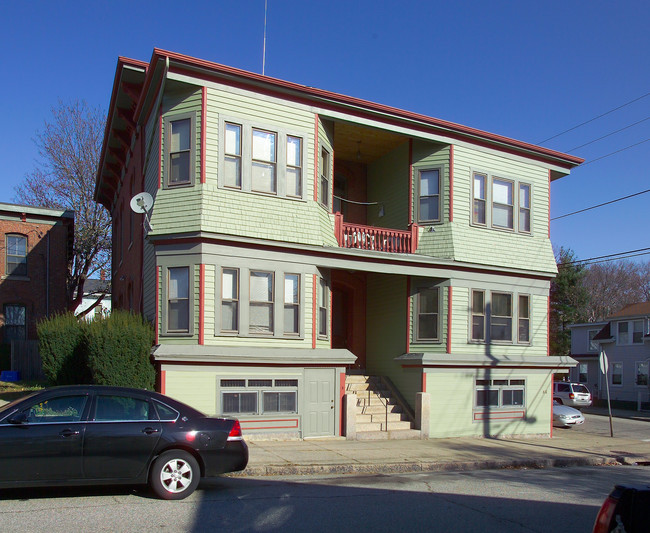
left=37, top=313, right=91, bottom=385
left=85, top=310, right=155, bottom=390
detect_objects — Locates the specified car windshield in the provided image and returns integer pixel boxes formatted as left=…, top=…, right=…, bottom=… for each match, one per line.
left=573, top=385, right=589, bottom=393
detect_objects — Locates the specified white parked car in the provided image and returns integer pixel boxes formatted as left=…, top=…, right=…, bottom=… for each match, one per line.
left=553, top=382, right=592, bottom=408
left=553, top=400, right=585, bottom=428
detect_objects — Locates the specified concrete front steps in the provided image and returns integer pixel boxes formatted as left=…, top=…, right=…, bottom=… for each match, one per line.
left=346, top=374, right=421, bottom=440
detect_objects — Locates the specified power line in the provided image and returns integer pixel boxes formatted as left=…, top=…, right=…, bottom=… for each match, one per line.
left=538, top=91, right=650, bottom=144
left=578, top=251, right=650, bottom=266
left=551, top=188, right=650, bottom=221
left=568, top=116, right=650, bottom=152
left=578, top=136, right=650, bottom=167
left=561, top=247, right=650, bottom=267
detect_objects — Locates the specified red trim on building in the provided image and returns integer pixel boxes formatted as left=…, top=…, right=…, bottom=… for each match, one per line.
left=160, top=370, right=166, bottom=395
left=155, top=265, right=160, bottom=344
left=312, top=274, right=317, bottom=349
left=406, top=277, right=411, bottom=354
left=449, top=145, right=454, bottom=222
left=339, top=372, right=346, bottom=436
left=547, top=295, right=551, bottom=357
left=408, top=139, right=413, bottom=224
left=239, top=419, right=299, bottom=430
left=421, top=371, right=426, bottom=393
left=473, top=410, right=525, bottom=421
left=201, top=87, right=207, bottom=184
left=158, top=112, right=163, bottom=189
left=447, top=286, right=453, bottom=354
left=314, top=114, right=319, bottom=202
left=548, top=169, right=551, bottom=239
left=199, top=263, right=205, bottom=345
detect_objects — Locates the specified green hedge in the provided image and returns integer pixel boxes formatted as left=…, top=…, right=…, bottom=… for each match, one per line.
left=37, top=311, right=155, bottom=389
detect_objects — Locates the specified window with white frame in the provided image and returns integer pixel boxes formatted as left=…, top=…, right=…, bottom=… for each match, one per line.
left=578, top=362, right=588, bottom=383
left=6, top=234, right=27, bottom=276
left=490, top=292, right=512, bottom=342
left=320, top=148, right=331, bottom=208
left=318, top=277, right=329, bottom=338
left=471, top=290, right=486, bottom=341
left=492, top=178, right=514, bottom=230
left=165, top=114, right=195, bottom=187
left=167, top=267, right=190, bottom=333
left=284, top=274, right=300, bottom=335
left=417, top=168, right=441, bottom=223
left=617, top=320, right=644, bottom=344
left=220, top=378, right=298, bottom=415
left=518, top=295, right=530, bottom=343
left=249, top=271, right=274, bottom=334
left=636, top=361, right=649, bottom=386
left=4, top=304, right=26, bottom=342
left=470, top=171, right=532, bottom=234
left=611, top=362, right=623, bottom=386
left=221, top=268, right=239, bottom=333
left=588, top=329, right=600, bottom=352
left=415, top=286, right=440, bottom=341
left=475, top=378, right=525, bottom=408
left=219, top=118, right=305, bottom=199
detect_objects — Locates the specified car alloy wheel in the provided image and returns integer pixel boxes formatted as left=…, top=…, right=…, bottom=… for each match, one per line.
left=150, top=450, right=200, bottom=500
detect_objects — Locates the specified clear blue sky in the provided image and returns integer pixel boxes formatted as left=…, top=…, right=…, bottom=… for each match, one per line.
left=2, top=0, right=649, bottom=264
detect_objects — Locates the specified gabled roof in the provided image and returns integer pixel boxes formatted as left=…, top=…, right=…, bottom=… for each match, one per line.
left=95, top=49, right=584, bottom=211
left=607, top=302, right=650, bottom=320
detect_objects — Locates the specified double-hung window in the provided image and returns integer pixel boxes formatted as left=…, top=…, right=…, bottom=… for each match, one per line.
left=636, top=361, right=649, bottom=386
left=519, top=184, right=531, bottom=233
left=165, top=114, right=195, bottom=187
left=318, top=277, right=329, bottom=338
left=492, top=178, right=514, bottom=230
left=418, top=169, right=441, bottom=223
left=320, top=148, right=331, bottom=209
left=490, top=292, right=512, bottom=342
left=224, top=123, right=242, bottom=188
left=250, top=271, right=274, bottom=334
left=6, top=234, right=27, bottom=276
left=518, top=295, right=530, bottom=343
left=251, top=129, right=277, bottom=193
left=221, top=268, right=239, bottom=333
left=167, top=267, right=190, bottom=333
left=618, top=320, right=644, bottom=344
left=471, top=290, right=486, bottom=341
left=286, top=136, right=302, bottom=197
left=472, top=173, right=487, bottom=225
left=284, top=274, right=300, bottom=335
left=612, top=363, right=623, bottom=385
left=578, top=363, right=588, bottom=383
left=588, top=329, right=599, bottom=352
left=416, top=287, right=440, bottom=341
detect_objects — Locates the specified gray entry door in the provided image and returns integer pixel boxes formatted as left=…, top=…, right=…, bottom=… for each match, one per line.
left=304, top=368, right=335, bottom=437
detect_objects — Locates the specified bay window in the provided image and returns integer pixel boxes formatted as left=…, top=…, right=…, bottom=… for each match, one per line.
left=165, top=113, right=195, bottom=187
left=490, top=292, right=512, bottom=342
left=251, top=129, right=277, bottom=193
left=286, top=136, right=302, bottom=197
left=224, top=123, right=242, bottom=188
left=472, top=173, right=487, bottom=225
left=418, top=168, right=441, bottom=223
left=492, top=178, right=514, bottom=230
left=249, top=271, right=274, bottom=334
left=167, top=267, right=189, bottom=333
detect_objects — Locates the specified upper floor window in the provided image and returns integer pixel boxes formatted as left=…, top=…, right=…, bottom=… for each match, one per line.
left=6, top=234, right=27, bottom=276
left=518, top=295, right=530, bottom=343
left=167, top=267, right=189, bottom=333
left=219, top=117, right=305, bottom=199
left=415, top=286, right=440, bottom=341
left=4, top=304, right=26, bottom=342
left=221, top=268, right=239, bottom=333
left=164, top=113, right=195, bottom=188
left=250, top=271, right=274, bottom=335
left=470, top=289, right=529, bottom=344
left=284, top=274, right=300, bottom=335
left=617, top=320, right=644, bottom=344
left=471, top=171, right=532, bottom=234
left=318, top=276, right=329, bottom=338
left=320, top=148, right=331, bottom=209
left=417, top=168, right=441, bottom=223
left=588, top=329, right=600, bottom=352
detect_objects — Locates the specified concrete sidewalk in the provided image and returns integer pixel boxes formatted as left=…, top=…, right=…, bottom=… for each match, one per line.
left=238, top=425, right=650, bottom=477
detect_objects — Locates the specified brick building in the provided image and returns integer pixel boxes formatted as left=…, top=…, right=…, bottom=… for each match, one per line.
left=0, top=202, right=74, bottom=344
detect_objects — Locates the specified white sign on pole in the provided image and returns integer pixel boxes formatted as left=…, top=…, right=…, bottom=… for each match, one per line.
left=599, top=350, right=609, bottom=375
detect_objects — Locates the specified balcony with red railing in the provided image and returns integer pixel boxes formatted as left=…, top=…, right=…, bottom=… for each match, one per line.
left=334, top=213, right=419, bottom=254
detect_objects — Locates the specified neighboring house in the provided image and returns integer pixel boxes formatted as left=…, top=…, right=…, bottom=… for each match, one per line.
left=75, top=278, right=112, bottom=321
left=95, top=49, right=583, bottom=439
left=0, top=202, right=74, bottom=343
left=571, top=303, right=650, bottom=408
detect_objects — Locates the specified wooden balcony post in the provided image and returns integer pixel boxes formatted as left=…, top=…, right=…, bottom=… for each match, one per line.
left=334, top=212, right=344, bottom=246
left=410, top=223, right=419, bottom=253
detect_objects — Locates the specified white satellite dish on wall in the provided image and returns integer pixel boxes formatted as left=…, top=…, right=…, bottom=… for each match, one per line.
left=129, top=192, right=154, bottom=233
left=130, top=192, right=154, bottom=214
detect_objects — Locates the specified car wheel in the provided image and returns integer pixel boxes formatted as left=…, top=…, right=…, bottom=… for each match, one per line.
left=554, top=398, right=563, bottom=405
left=150, top=450, right=200, bottom=500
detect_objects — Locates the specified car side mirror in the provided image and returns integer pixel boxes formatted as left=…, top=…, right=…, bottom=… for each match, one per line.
left=8, top=412, right=28, bottom=425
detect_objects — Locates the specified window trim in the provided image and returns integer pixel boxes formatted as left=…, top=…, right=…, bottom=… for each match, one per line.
left=251, top=127, right=278, bottom=194
left=319, top=146, right=331, bottom=210
left=218, top=115, right=307, bottom=200
left=578, top=362, right=588, bottom=383
left=474, top=378, right=526, bottom=410
left=518, top=183, right=531, bottom=233
left=163, top=112, right=196, bottom=189
left=491, top=177, right=515, bottom=231
left=587, top=329, right=600, bottom=352
left=283, top=273, right=301, bottom=336
left=470, top=289, right=486, bottom=342
left=3, top=303, right=27, bottom=342
left=416, top=167, right=442, bottom=224
left=517, top=294, right=530, bottom=344
left=414, top=285, right=441, bottom=342
left=249, top=270, right=275, bottom=336
left=219, top=377, right=299, bottom=415
left=472, top=172, right=487, bottom=226
left=221, top=267, right=240, bottom=334
left=617, top=319, right=645, bottom=345
left=161, top=265, right=194, bottom=337
left=611, top=362, right=623, bottom=387
left=6, top=234, right=28, bottom=277
left=490, top=291, right=513, bottom=343
left=636, top=361, right=649, bottom=387
left=224, top=122, right=243, bottom=189
left=318, top=276, right=330, bottom=339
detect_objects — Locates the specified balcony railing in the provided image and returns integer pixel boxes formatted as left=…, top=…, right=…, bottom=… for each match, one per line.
left=334, top=213, right=418, bottom=254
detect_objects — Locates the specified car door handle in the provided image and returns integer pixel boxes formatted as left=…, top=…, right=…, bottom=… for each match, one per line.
left=59, top=429, right=80, bottom=438
left=142, top=427, right=160, bottom=435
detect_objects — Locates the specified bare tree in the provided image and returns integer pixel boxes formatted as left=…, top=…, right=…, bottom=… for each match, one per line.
left=583, top=260, right=650, bottom=321
left=14, top=100, right=111, bottom=316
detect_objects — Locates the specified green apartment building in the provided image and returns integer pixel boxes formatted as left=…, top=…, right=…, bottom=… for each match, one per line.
left=96, top=49, right=582, bottom=439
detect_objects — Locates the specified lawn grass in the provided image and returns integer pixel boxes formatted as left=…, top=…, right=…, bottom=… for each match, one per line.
left=0, top=381, right=45, bottom=403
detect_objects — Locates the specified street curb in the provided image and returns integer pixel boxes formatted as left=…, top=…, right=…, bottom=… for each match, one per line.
left=229, top=455, right=625, bottom=477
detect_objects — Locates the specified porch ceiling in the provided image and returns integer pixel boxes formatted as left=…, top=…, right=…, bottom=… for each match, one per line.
left=333, top=121, right=407, bottom=164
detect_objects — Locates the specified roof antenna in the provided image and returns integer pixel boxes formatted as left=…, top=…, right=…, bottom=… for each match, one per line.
left=262, top=0, right=268, bottom=75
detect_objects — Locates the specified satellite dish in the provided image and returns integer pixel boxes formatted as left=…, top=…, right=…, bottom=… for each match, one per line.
left=130, top=192, right=154, bottom=214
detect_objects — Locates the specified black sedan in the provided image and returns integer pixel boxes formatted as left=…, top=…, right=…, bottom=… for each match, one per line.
left=0, top=385, right=248, bottom=499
